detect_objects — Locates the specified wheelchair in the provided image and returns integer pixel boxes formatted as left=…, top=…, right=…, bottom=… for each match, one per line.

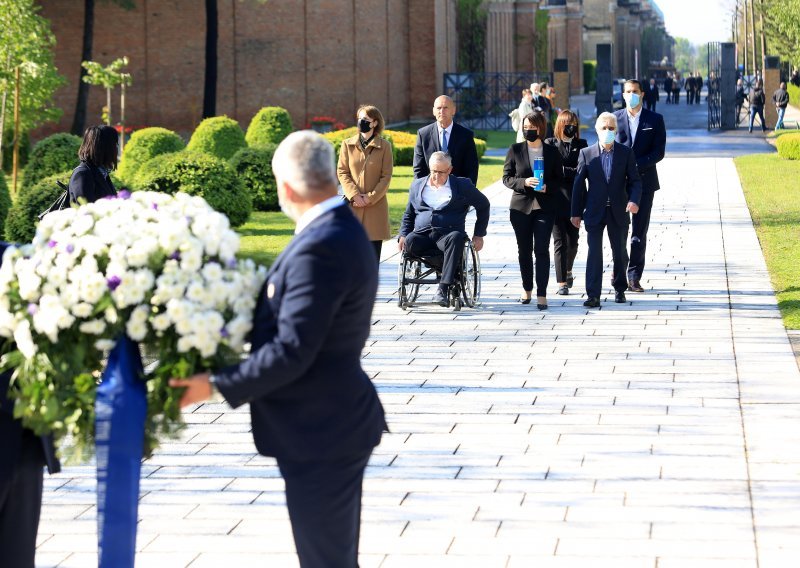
left=397, top=238, right=481, bottom=311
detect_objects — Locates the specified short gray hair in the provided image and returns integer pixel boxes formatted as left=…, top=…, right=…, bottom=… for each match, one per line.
left=271, top=130, right=337, bottom=195
left=429, top=151, right=452, bottom=168
left=595, top=112, right=618, bottom=129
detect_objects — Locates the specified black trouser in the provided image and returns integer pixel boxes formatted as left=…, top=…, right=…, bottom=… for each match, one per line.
left=645, top=100, right=656, bottom=112
left=627, top=190, right=655, bottom=283
left=405, top=229, right=467, bottom=288
left=552, top=214, right=579, bottom=284
left=585, top=207, right=629, bottom=299
left=510, top=208, right=555, bottom=297
left=278, top=451, right=372, bottom=568
left=0, top=431, right=45, bottom=568
left=370, top=240, right=382, bottom=264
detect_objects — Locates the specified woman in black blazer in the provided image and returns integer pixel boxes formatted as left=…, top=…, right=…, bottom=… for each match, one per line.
left=502, top=110, right=563, bottom=309
left=69, top=125, right=119, bottom=204
left=545, top=110, right=588, bottom=296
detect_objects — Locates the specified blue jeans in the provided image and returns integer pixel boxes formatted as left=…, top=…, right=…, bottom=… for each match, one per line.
left=776, top=106, right=786, bottom=129
left=749, top=105, right=766, bottom=131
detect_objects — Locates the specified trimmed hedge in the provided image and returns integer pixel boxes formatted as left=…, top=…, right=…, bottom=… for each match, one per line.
left=2, top=128, right=30, bottom=173
left=187, top=116, right=247, bottom=160
left=117, top=127, right=185, bottom=185
left=134, top=151, right=252, bottom=227
left=0, top=171, right=11, bottom=237
left=23, top=133, right=81, bottom=192
left=246, top=107, right=293, bottom=147
left=5, top=172, right=71, bottom=242
left=583, top=60, right=597, bottom=94
left=776, top=132, right=800, bottom=160
left=229, top=145, right=278, bottom=211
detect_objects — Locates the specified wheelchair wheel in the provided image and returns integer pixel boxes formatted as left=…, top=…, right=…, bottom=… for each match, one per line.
left=397, top=255, right=421, bottom=308
left=460, top=241, right=481, bottom=308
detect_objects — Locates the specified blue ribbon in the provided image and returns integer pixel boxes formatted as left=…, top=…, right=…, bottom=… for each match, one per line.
left=95, top=335, right=146, bottom=568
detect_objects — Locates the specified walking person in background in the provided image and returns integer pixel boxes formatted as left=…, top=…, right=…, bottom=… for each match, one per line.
left=672, top=73, right=682, bottom=105
left=685, top=72, right=694, bottom=105
left=531, top=82, right=551, bottom=118
left=735, top=78, right=746, bottom=126
left=545, top=110, right=587, bottom=296
left=69, top=125, right=118, bottom=203
left=337, top=105, right=393, bottom=262
left=514, top=88, right=534, bottom=143
left=748, top=79, right=767, bottom=133
left=773, top=82, right=789, bottom=130
left=644, top=78, right=659, bottom=112
left=503, top=110, right=563, bottom=309
left=694, top=73, right=704, bottom=104
left=615, top=79, right=667, bottom=293
left=664, top=74, right=673, bottom=104
left=571, top=112, right=642, bottom=308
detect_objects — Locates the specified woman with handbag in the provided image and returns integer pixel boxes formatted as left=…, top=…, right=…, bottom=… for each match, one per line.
left=69, top=125, right=118, bottom=204
left=337, top=105, right=393, bottom=262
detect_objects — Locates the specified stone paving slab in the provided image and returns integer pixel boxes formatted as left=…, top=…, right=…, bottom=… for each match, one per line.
left=35, top=153, right=800, bottom=567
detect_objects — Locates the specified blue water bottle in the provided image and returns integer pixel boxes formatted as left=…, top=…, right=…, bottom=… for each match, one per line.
left=533, top=157, right=544, bottom=191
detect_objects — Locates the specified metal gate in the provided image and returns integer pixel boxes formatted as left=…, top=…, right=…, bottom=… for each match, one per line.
left=444, top=72, right=552, bottom=131
left=707, top=42, right=722, bottom=130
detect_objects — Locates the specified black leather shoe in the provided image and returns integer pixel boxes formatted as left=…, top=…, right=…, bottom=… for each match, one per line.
left=627, top=280, right=644, bottom=293
left=537, top=303, right=548, bottom=310
left=556, top=285, right=569, bottom=296
left=433, top=288, right=449, bottom=307
left=518, top=297, right=531, bottom=304
left=583, top=297, right=600, bottom=308
left=566, top=272, right=574, bottom=289
left=615, top=291, right=627, bottom=303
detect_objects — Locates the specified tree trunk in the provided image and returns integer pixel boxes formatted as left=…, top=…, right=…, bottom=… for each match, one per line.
left=71, top=0, right=95, bottom=135
left=202, top=0, right=218, bottom=119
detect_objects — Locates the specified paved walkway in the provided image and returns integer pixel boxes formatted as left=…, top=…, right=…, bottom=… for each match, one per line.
left=36, top=123, right=800, bottom=567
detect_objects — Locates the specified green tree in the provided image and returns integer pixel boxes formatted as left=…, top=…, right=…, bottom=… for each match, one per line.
left=0, top=0, right=65, bottom=172
left=761, top=0, right=800, bottom=66
left=456, top=0, right=487, bottom=73
left=81, top=56, right=132, bottom=125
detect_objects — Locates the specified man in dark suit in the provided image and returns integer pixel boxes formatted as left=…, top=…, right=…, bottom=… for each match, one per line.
left=614, top=79, right=667, bottom=292
left=171, top=131, right=386, bottom=568
left=571, top=112, right=642, bottom=308
left=664, top=75, right=673, bottom=104
left=399, top=151, right=490, bottom=306
left=643, top=78, right=659, bottom=112
left=1, top=242, right=61, bottom=568
left=413, top=95, right=479, bottom=186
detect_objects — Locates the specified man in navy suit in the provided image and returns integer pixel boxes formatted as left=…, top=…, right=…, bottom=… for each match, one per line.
left=615, top=79, right=666, bottom=293
left=399, top=152, right=490, bottom=306
left=571, top=113, right=642, bottom=308
left=172, top=131, right=386, bottom=568
left=0, top=242, right=61, bottom=568
left=413, top=95, right=480, bottom=186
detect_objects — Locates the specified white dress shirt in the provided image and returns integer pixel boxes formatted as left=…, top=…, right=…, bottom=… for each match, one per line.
left=422, top=177, right=452, bottom=210
left=294, top=195, right=346, bottom=235
left=626, top=108, right=641, bottom=146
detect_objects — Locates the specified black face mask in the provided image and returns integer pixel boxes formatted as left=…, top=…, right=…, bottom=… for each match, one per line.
left=563, top=124, right=577, bottom=138
left=523, top=129, right=539, bottom=143
left=358, top=119, right=372, bottom=134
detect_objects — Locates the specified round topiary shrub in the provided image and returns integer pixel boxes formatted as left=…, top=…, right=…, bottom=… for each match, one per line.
left=186, top=116, right=247, bottom=160
left=0, top=171, right=12, bottom=237
left=776, top=132, right=800, bottom=160
left=5, top=172, right=71, bottom=243
left=229, top=145, right=278, bottom=212
left=22, top=133, right=81, bottom=192
left=134, top=151, right=252, bottom=227
left=246, top=107, right=293, bottom=147
left=117, top=127, right=185, bottom=184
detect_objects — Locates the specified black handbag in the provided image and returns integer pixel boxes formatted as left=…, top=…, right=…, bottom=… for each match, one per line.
left=38, top=180, right=71, bottom=221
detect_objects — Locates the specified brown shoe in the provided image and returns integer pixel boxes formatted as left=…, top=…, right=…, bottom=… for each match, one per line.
left=627, top=280, right=644, bottom=293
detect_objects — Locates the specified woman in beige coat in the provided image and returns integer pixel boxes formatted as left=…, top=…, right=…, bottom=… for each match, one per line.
left=337, top=105, right=393, bottom=261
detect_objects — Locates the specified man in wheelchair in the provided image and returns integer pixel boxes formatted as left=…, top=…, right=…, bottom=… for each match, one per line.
left=398, top=151, right=490, bottom=306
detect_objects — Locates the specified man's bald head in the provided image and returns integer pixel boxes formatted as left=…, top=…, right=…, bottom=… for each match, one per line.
left=433, top=95, right=456, bottom=128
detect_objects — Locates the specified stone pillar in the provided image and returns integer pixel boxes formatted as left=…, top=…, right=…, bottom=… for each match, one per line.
left=566, top=0, right=584, bottom=94
left=615, top=11, right=629, bottom=78
left=596, top=43, right=613, bottom=114
left=721, top=43, right=737, bottom=130
left=553, top=58, right=570, bottom=110
left=513, top=0, right=537, bottom=73
left=764, top=55, right=781, bottom=129
left=408, top=0, right=457, bottom=120
left=485, top=2, right=516, bottom=73
left=547, top=2, right=568, bottom=77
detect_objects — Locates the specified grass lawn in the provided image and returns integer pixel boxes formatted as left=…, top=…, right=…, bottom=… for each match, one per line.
left=734, top=153, right=800, bottom=329
left=237, top=154, right=507, bottom=267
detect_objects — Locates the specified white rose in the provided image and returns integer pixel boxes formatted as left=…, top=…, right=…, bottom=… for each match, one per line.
left=79, top=319, right=106, bottom=335
left=151, top=313, right=171, bottom=332
left=13, top=319, right=37, bottom=359
left=71, top=302, right=94, bottom=318
left=177, top=335, right=193, bottom=353
left=126, top=319, right=148, bottom=341
left=95, top=339, right=115, bottom=351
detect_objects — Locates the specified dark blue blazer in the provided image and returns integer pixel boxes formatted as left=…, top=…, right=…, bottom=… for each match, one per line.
left=68, top=161, right=117, bottom=204
left=614, top=108, right=666, bottom=192
left=413, top=122, right=479, bottom=186
left=399, top=175, right=490, bottom=239
left=215, top=204, right=386, bottom=462
left=0, top=242, right=60, bottom=480
left=571, top=142, right=642, bottom=228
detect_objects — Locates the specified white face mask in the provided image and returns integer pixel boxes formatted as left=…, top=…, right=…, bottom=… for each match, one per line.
left=597, top=128, right=616, bottom=145
left=623, top=92, right=642, bottom=108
